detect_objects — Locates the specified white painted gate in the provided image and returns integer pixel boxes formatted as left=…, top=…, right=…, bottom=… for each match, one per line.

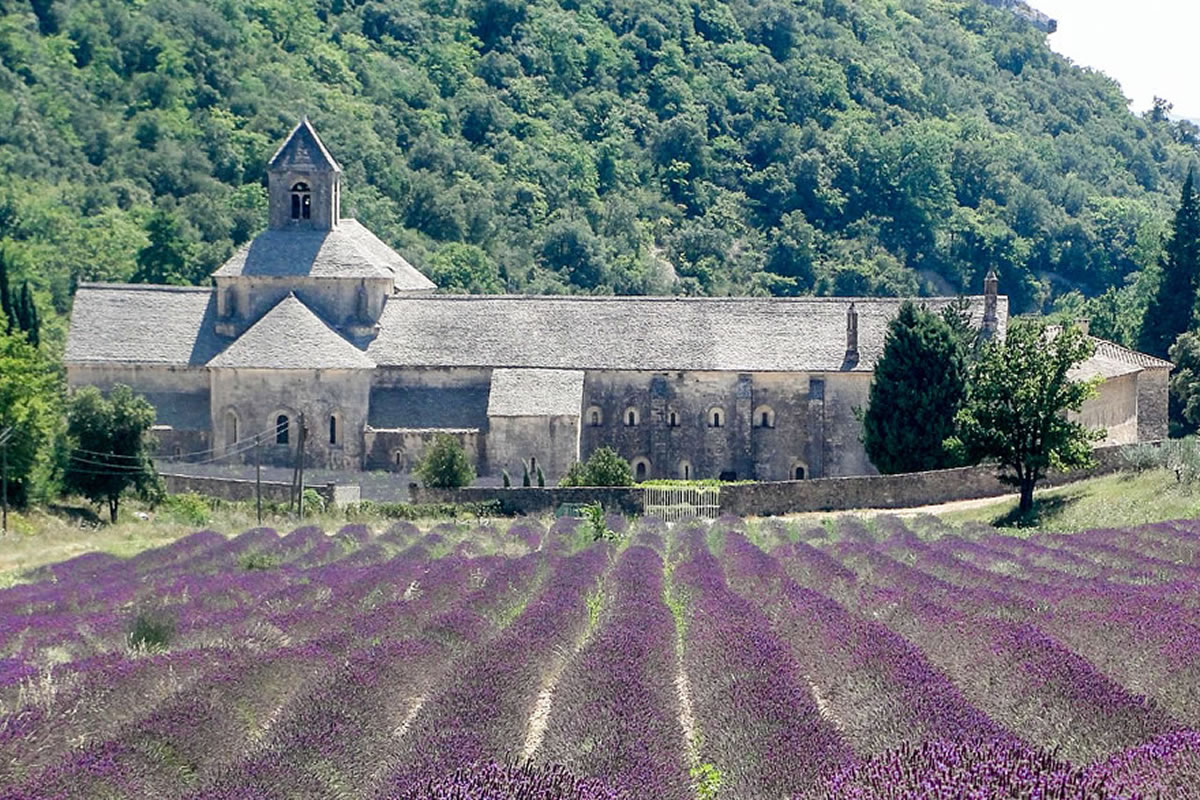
left=643, top=486, right=721, bottom=522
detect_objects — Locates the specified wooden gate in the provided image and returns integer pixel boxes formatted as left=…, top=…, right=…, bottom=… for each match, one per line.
left=643, top=486, right=721, bottom=522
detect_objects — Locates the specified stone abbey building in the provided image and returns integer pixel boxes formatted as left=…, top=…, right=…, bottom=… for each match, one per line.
left=66, top=121, right=1170, bottom=484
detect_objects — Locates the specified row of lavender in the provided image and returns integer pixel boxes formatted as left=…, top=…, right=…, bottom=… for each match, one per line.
left=2, top=513, right=1200, bottom=797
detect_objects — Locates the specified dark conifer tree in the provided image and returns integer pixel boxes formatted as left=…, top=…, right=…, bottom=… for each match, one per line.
left=0, top=250, right=12, bottom=334
left=19, top=282, right=39, bottom=347
left=862, top=302, right=968, bottom=474
left=1140, top=167, right=1200, bottom=358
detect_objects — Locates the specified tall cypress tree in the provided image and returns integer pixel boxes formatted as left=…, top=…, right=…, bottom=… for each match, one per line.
left=862, top=302, right=968, bottom=474
left=1140, top=167, right=1200, bottom=359
left=0, top=250, right=12, bottom=335
left=18, top=281, right=39, bottom=347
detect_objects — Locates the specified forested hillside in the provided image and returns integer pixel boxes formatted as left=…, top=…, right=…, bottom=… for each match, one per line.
left=1, top=0, right=1198, bottom=352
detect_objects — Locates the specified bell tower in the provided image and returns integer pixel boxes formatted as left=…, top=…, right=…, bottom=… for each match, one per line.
left=267, top=117, right=342, bottom=231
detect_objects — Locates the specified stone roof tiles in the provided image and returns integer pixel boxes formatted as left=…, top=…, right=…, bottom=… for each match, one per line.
left=487, top=369, right=585, bottom=417
left=65, top=284, right=224, bottom=366
left=207, top=294, right=374, bottom=370
left=366, top=295, right=1007, bottom=372
left=268, top=118, right=342, bottom=173
left=211, top=219, right=435, bottom=289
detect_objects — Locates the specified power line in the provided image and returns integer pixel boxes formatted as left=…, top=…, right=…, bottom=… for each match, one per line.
left=69, top=421, right=281, bottom=462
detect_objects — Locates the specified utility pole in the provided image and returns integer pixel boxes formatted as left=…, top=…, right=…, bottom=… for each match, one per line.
left=255, top=433, right=263, bottom=525
left=297, top=412, right=307, bottom=521
left=0, top=426, right=11, bottom=535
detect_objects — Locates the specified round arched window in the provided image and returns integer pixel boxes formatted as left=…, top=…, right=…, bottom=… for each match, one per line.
left=290, top=182, right=312, bottom=220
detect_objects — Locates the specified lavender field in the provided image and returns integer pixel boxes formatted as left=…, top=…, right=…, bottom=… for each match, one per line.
left=1, top=514, right=1199, bottom=799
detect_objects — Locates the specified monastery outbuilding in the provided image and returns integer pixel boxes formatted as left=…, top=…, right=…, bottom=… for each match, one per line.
left=65, top=121, right=1171, bottom=485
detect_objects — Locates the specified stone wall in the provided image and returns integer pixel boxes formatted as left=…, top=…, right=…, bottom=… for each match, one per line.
left=719, top=442, right=1140, bottom=517
left=578, top=370, right=854, bottom=483
left=1075, top=372, right=1138, bottom=446
left=411, top=442, right=1146, bottom=518
left=160, top=471, right=340, bottom=506
left=210, top=366, right=372, bottom=470
left=1137, top=368, right=1170, bottom=442
left=410, top=485, right=643, bottom=516
left=487, top=414, right=580, bottom=484
left=363, top=427, right=482, bottom=473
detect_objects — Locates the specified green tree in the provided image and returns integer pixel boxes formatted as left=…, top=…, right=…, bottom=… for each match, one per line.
left=559, top=446, right=633, bottom=487
left=63, top=385, right=159, bottom=523
left=0, top=250, right=12, bottom=335
left=0, top=331, right=58, bottom=507
left=539, top=222, right=606, bottom=290
left=955, top=320, right=1103, bottom=515
left=862, top=302, right=968, bottom=474
left=15, top=282, right=39, bottom=347
left=1140, top=168, right=1200, bottom=358
left=414, top=433, right=475, bottom=489
left=130, top=210, right=191, bottom=286
left=427, top=243, right=503, bottom=293
left=1168, top=331, right=1200, bottom=434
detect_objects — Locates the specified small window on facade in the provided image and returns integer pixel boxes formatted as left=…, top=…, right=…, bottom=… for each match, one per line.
left=394, top=451, right=403, bottom=468
left=624, top=407, right=640, bottom=426
left=632, top=458, right=650, bottom=482
left=290, top=182, right=311, bottom=220
left=708, top=408, right=724, bottom=428
left=173, top=446, right=182, bottom=458
left=591, top=410, right=600, bottom=426
left=586, top=406, right=603, bottom=426
left=329, top=415, right=338, bottom=445
left=795, top=466, right=806, bottom=480
left=225, top=410, right=238, bottom=446
left=669, top=411, right=678, bottom=427
left=679, top=460, right=691, bottom=480
left=754, top=405, right=775, bottom=429
left=275, top=414, right=290, bottom=445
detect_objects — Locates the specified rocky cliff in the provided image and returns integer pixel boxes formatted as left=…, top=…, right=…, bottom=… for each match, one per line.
left=982, top=0, right=1057, bottom=33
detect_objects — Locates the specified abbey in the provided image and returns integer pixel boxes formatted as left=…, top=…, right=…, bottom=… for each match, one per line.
left=65, top=121, right=1169, bottom=484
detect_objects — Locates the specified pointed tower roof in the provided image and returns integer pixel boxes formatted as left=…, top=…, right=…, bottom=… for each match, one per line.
left=209, top=294, right=373, bottom=370
left=268, top=117, right=342, bottom=173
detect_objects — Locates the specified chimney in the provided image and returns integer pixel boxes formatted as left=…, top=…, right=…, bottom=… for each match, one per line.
left=845, top=302, right=859, bottom=362
left=981, top=269, right=999, bottom=339
left=1075, top=318, right=1090, bottom=337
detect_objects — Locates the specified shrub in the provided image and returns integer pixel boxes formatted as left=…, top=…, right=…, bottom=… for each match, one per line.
left=415, top=434, right=475, bottom=489
left=559, top=447, right=633, bottom=487
left=163, top=492, right=211, bottom=526
left=127, top=609, right=175, bottom=651
left=301, top=487, right=326, bottom=516
left=239, top=552, right=281, bottom=571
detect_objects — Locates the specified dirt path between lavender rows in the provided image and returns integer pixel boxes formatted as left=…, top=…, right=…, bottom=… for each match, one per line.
left=759, top=492, right=1019, bottom=524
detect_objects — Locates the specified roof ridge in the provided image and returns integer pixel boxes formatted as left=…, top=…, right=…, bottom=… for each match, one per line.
left=267, top=117, right=343, bottom=173
left=208, top=293, right=373, bottom=369
left=77, top=282, right=213, bottom=294
left=387, top=294, right=997, bottom=304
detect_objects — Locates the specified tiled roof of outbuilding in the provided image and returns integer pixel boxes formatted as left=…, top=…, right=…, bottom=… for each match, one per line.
left=366, top=295, right=1007, bottom=372
left=487, top=369, right=585, bottom=417
left=208, top=294, right=374, bottom=370
left=268, top=117, right=342, bottom=173
left=211, top=219, right=435, bottom=289
left=65, top=284, right=224, bottom=366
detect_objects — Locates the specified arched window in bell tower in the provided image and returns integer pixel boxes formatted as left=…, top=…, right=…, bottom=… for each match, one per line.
left=290, top=182, right=312, bottom=221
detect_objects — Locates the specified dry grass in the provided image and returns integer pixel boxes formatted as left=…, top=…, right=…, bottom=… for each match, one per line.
left=0, top=500, right=376, bottom=588
left=935, top=468, right=1200, bottom=533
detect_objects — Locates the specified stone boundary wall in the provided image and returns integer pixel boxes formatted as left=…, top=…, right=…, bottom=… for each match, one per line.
left=411, top=442, right=1149, bottom=517
left=408, top=485, right=644, bottom=516
left=161, top=472, right=339, bottom=507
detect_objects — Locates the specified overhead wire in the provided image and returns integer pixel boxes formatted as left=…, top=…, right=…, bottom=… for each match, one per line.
left=68, top=421, right=283, bottom=463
